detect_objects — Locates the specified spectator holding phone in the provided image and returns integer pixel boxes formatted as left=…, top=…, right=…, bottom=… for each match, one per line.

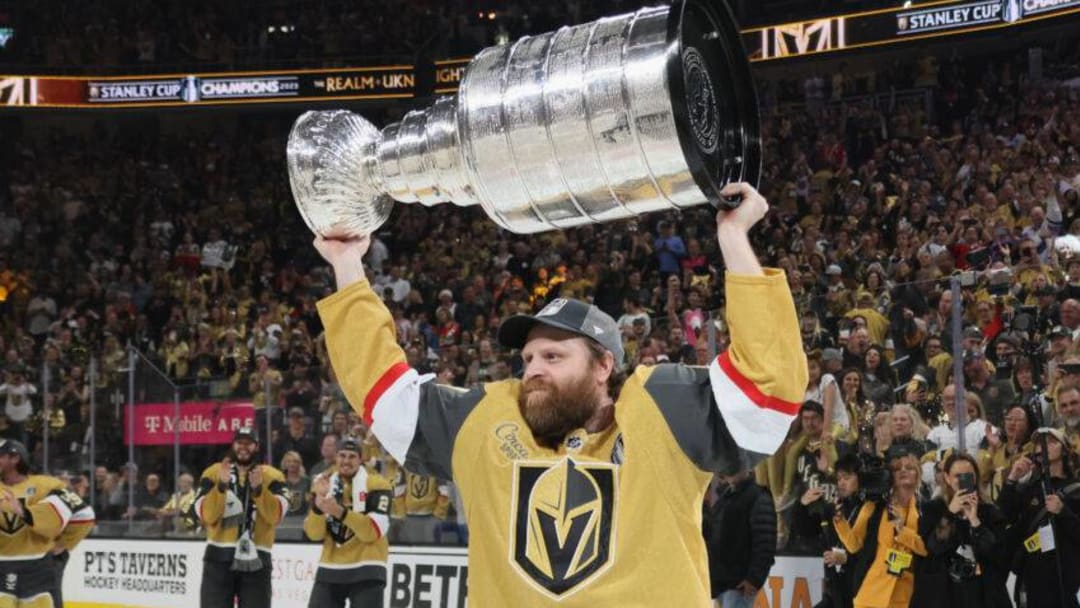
left=913, top=452, right=1010, bottom=608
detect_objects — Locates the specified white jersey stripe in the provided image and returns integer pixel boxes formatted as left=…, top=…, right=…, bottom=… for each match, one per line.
left=368, top=368, right=430, bottom=464
left=709, top=356, right=797, bottom=455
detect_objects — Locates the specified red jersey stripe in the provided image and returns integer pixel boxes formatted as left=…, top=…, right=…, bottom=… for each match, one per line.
left=716, top=353, right=800, bottom=416
left=362, top=362, right=412, bottom=426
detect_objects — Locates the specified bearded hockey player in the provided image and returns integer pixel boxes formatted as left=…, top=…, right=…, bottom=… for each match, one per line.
left=313, top=182, right=806, bottom=605
left=193, top=428, right=288, bottom=607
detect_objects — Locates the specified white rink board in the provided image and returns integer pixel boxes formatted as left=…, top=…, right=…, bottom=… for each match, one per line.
left=64, top=538, right=823, bottom=607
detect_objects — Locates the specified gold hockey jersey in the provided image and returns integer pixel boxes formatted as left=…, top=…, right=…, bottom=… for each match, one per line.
left=303, top=466, right=392, bottom=583
left=193, top=463, right=288, bottom=561
left=0, top=475, right=95, bottom=561
left=318, top=270, right=805, bottom=606
left=392, top=471, right=449, bottom=519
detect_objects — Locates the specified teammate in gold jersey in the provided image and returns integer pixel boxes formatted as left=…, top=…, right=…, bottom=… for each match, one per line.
left=313, top=182, right=807, bottom=605
left=304, top=436, right=392, bottom=607
left=193, top=428, right=288, bottom=608
left=0, top=439, right=95, bottom=608
left=391, top=470, right=449, bottom=543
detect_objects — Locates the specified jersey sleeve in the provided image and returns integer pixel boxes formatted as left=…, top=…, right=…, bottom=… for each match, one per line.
left=346, top=473, right=392, bottom=541
left=303, top=506, right=327, bottom=542
left=23, top=480, right=76, bottom=540
left=707, top=270, right=805, bottom=454
left=55, top=490, right=95, bottom=552
left=642, top=269, right=805, bottom=471
left=317, top=280, right=484, bottom=480
left=193, top=464, right=226, bottom=526
left=253, top=467, right=288, bottom=526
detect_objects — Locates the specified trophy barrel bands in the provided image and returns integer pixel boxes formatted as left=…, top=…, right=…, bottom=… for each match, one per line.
left=376, top=99, right=473, bottom=208
left=456, top=5, right=712, bottom=233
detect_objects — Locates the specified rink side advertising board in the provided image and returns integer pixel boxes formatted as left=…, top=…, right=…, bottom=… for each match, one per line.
left=122, top=401, right=255, bottom=445
left=63, top=538, right=823, bottom=607
left=3, top=0, right=1079, bottom=109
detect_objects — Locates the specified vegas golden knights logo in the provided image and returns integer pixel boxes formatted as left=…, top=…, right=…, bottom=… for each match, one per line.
left=0, top=511, right=24, bottom=535
left=409, top=475, right=431, bottom=498
left=510, top=458, right=617, bottom=598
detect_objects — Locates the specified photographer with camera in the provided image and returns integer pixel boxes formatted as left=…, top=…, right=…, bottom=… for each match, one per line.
left=913, top=452, right=1010, bottom=608
left=832, top=445, right=927, bottom=608
left=1032, top=339, right=1078, bottom=423
left=789, top=453, right=862, bottom=608
left=1000, top=427, right=1080, bottom=608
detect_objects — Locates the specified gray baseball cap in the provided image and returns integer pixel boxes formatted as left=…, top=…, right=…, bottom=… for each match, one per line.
left=0, top=439, right=30, bottom=473
left=0, top=438, right=29, bottom=462
left=498, top=298, right=625, bottom=368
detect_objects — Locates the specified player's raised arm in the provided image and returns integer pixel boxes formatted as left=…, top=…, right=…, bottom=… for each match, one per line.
left=314, top=235, right=482, bottom=480
left=710, top=182, right=807, bottom=455
left=640, top=183, right=806, bottom=474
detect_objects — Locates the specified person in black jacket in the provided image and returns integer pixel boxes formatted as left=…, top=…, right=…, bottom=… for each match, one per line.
left=913, top=452, right=1011, bottom=608
left=794, top=451, right=868, bottom=608
left=702, top=470, right=777, bottom=608
left=999, top=427, right=1080, bottom=608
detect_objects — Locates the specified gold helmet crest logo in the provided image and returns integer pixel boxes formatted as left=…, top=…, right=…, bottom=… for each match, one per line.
left=510, top=457, right=617, bottom=598
left=525, top=459, right=602, bottom=580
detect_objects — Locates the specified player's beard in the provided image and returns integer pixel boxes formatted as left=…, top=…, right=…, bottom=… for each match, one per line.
left=230, top=447, right=257, bottom=467
left=518, top=369, right=600, bottom=449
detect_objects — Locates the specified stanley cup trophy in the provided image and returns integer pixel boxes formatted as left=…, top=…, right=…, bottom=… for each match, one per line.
left=287, top=0, right=759, bottom=236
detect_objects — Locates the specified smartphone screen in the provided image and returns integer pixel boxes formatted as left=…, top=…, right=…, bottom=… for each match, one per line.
left=957, top=472, right=976, bottom=493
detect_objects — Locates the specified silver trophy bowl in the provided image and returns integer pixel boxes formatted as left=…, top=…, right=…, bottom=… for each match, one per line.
left=288, top=0, right=759, bottom=236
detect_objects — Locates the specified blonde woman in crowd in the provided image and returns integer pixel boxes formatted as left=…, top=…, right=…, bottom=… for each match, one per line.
left=833, top=446, right=927, bottom=608
left=887, top=403, right=933, bottom=456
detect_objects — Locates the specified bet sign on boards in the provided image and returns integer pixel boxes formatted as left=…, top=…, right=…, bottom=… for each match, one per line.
left=64, top=538, right=825, bottom=607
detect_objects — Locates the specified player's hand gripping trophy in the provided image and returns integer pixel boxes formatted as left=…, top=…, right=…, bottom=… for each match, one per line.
left=287, top=0, right=760, bottom=237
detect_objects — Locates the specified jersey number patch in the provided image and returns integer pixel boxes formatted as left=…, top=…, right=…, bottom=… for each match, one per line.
left=509, top=457, right=617, bottom=599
